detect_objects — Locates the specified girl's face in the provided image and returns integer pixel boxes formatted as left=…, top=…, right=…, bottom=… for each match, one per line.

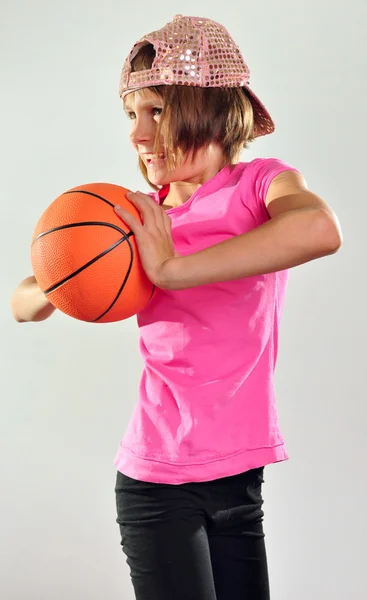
left=123, top=90, right=228, bottom=188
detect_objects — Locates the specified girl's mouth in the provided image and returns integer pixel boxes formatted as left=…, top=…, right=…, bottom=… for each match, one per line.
left=147, top=155, right=166, bottom=166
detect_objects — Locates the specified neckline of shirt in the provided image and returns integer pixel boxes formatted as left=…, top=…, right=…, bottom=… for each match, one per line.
left=153, top=162, right=239, bottom=214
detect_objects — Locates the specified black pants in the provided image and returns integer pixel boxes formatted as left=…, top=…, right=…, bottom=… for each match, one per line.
left=115, top=466, right=270, bottom=600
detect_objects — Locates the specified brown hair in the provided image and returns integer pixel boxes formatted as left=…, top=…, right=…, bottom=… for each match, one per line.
left=125, top=43, right=255, bottom=191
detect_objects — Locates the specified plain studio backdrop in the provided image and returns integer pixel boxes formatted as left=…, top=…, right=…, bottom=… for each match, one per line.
left=1, top=1, right=366, bottom=599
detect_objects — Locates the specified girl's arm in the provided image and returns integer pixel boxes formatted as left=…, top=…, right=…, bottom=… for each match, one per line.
left=10, top=276, right=56, bottom=323
left=115, top=170, right=342, bottom=291
left=163, top=204, right=341, bottom=289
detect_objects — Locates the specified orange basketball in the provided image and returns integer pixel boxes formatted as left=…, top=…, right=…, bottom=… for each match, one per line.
left=31, top=182, right=155, bottom=323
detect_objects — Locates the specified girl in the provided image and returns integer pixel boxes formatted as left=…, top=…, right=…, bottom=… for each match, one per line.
left=11, top=14, right=342, bottom=600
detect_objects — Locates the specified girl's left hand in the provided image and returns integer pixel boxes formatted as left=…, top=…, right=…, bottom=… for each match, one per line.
left=114, top=190, right=180, bottom=289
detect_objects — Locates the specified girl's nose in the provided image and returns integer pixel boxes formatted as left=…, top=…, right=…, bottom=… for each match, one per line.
left=130, top=119, right=155, bottom=146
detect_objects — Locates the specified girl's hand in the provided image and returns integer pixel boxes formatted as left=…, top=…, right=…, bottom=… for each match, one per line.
left=114, top=191, right=180, bottom=289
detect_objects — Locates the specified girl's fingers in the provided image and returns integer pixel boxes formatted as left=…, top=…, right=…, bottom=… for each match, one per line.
left=163, top=210, right=173, bottom=238
left=114, top=204, right=142, bottom=234
left=126, top=191, right=167, bottom=231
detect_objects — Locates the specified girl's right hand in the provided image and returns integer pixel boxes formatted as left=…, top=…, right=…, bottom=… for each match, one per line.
left=10, top=276, right=56, bottom=323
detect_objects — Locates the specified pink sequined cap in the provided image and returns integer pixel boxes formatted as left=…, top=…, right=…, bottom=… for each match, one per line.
left=119, top=14, right=275, bottom=138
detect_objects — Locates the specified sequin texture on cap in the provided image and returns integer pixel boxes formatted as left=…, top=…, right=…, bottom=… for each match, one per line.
left=119, top=15, right=275, bottom=138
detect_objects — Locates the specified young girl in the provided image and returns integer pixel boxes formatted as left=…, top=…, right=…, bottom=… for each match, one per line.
left=11, top=14, right=342, bottom=600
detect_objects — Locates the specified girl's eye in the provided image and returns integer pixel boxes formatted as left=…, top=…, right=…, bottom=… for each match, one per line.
left=127, top=107, right=162, bottom=120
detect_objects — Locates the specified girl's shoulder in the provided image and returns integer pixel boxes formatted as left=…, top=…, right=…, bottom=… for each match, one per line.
left=237, top=156, right=301, bottom=192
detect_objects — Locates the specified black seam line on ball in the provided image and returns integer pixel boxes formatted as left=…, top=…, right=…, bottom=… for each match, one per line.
left=64, top=189, right=116, bottom=208
left=32, top=221, right=132, bottom=245
left=91, top=249, right=135, bottom=322
left=43, top=230, right=133, bottom=295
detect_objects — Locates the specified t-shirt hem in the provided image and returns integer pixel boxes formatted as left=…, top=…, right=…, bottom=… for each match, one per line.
left=114, top=443, right=289, bottom=484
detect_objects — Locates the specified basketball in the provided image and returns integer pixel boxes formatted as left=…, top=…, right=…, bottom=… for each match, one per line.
left=31, top=183, right=155, bottom=323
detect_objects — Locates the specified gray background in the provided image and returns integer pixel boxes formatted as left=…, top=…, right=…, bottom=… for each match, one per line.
left=1, top=1, right=366, bottom=598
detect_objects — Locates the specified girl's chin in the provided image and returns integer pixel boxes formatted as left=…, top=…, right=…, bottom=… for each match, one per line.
left=147, top=172, right=172, bottom=186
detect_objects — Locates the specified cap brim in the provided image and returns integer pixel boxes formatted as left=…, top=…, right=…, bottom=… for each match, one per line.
left=243, top=84, right=275, bottom=138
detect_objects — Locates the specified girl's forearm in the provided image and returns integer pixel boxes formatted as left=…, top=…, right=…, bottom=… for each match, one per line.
left=162, top=208, right=342, bottom=290
left=10, top=276, right=56, bottom=322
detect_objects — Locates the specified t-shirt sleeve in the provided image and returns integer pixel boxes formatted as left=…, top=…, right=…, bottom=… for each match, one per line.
left=251, top=157, right=301, bottom=219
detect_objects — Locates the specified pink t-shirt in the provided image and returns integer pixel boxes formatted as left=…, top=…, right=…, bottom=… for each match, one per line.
left=114, top=157, right=300, bottom=484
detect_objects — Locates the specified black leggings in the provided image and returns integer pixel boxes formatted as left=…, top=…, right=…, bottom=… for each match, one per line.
left=115, top=466, right=270, bottom=600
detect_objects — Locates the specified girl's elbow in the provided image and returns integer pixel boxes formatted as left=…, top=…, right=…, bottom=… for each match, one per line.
left=318, top=209, right=343, bottom=253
